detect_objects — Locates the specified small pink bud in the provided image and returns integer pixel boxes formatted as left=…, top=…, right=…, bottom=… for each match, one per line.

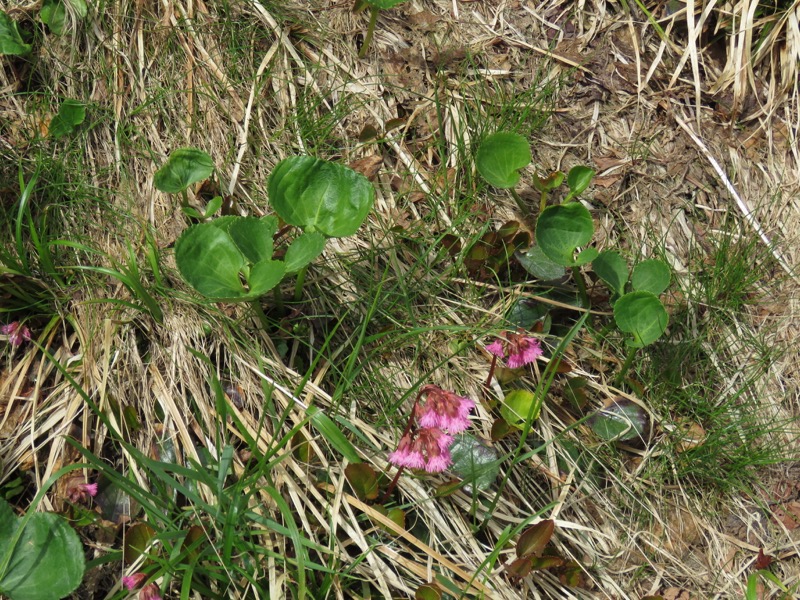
left=123, top=573, right=147, bottom=590
left=1, top=322, right=32, bottom=347
left=139, top=583, right=162, bottom=600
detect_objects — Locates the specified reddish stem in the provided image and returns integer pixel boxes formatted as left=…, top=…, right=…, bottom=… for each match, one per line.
left=483, top=354, right=498, bottom=397
left=380, top=392, right=424, bottom=503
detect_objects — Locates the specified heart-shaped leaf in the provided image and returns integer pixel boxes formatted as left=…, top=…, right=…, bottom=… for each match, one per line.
left=0, top=12, right=31, bottom=55
left=448, top=434, right=500, bottom=492
left=268, top=156, right=374, bottom=237
left=48, top=99, right=86, bottom=139
left=228, top=217, right=274, bottom=263
left=0, top=497, right=85, bottom=600
left=631, top=259, right=670, bottom=295
left=246, top=260, right=285, bottom=297
left=344, top=463, right=379, bottom=501
left=475, top=132, right=531, bottom=189
left=154, top=148, right=214, bottom=194
left=536, top=203, right=598, bottom=266
left=517, top=244, right=566, bottom=281
left=500, top=389, right=541, bottom=430
left=592, top=250, right=628, bottom=298
left=284, top=231, right=326, bottom=272
left=175, top=223, right=247, bottom=300
left=588, top=398, right=649, bottom=442
left=40, top=0, right=66, bottom=35
left=613, top=290, right=668, bottom=347
left=517, top=519, right=555, bottom=558
left=566, top=166, right=595, bottom=197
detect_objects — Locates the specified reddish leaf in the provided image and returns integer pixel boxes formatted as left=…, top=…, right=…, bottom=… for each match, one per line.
left=517, top=519, right=555, bottom=558
left=491, top=418, right=512, bottom=442
left=505, top=556, right=533, bottom=580
left=754, top=547, right=774, bottom=569
left=345, top=463, right=379, bottom=501
left=558, top=561, right=586, bottom=587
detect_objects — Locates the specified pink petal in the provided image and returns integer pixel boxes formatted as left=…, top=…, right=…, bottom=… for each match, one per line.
left=123, top=573, right=147, bottom=590
left=485, top=340, right=505, bottom=358
left=140, top=584, right=162, bottom=600
left=425, top=452, right=452, bottom=473
left=83, top=483, right=98, bottom=497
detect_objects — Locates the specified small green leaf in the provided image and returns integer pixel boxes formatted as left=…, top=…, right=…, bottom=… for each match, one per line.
left=448, top=434, right=500, bottom=492
left=517, top=244, right=566, bottom=281
left=203, top=196, right=223, bottom=218
left=592, top=250, right=628, bottom=297
left=0, top=12, right=31, bottom=55
left=123, top=522, right=156, bottom=564
left=631, top=259, right=670, bottom=295
left=284, top=231, right=326, bottom=272
left=536, top=203, right=598, bottom=267
left=566, top=166, right=595, bottom=197
left=500, top=389, right=541, bottom=430
left=228, top=217, right=274, bottom=263
left=516, top=520, right=555, bottom=558
left=532, top=171, right=564, bottom=193
left=0, top=498, right=85, bottom=600
left=344, top=463, right=379, bottom=501
left=154, top=148, right=214, bottom=194
left=64, top=0, right=88, bottom=18
left=246, top=259, right=285, bottom=296
left=588, top=398, right=649, bottom=442
left=48, top=99, right=86, bottom=139
left=613, top=291, right=668, bottom=347
left=475, top=132, right=531, bottom=189
left=40, top=0, right=66, bottom=35
left=268, top=156, right=374, bottom=238
left=175, top=223, right=247, bottom=300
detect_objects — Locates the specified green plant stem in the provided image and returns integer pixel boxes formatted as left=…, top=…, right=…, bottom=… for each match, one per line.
left=615, top=346, right=637, bottom=386
left=250, top=299, right=271, bottom=331
left=181, top=189, right=189, bottom=207
left=571, top=266, right=589, bottom=307
left=539, top=190, right=548, bottom=214
left=294, top=266, right=309, bottom=301
left=358, top=7, right=380, bottom=58
left=509, top=188, right=529, bottom=217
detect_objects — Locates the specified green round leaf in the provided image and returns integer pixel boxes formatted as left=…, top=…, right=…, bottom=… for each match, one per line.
left=48, top=99, right=86, bottom=139
left=613, top=291, right=668, bottom=347
left=228, top=217, right=275, bottom=263
left=154, top=148, right=214, bottom=194
left=175, top=223, right=247, bottom=300
left=631, top=259, right=671, bottom=295
left=268, top=156, right=374, bottom=238
left=588, top=398, right=649, bottom=442
left=448, top=434, right=500, bottom=493
left=517, top=244, right=566, bottom=281
left=40, top=0, right=67, bottom=35
left=592, top=250, right=628, bottom=297
left=246, top=259, right=285, bottom=297
left=284, top=231, right=326, bottom=273
left=566, top=166, right=595, bottom=196
left=536, top=203, right=598, bottom=267
left=0, top=499, right=84, bottom=600
left=0, top=12, right=31, bottom=55
left=475, top=132, right=531, bottom=189
left=500, top=389, right=541, bottom=429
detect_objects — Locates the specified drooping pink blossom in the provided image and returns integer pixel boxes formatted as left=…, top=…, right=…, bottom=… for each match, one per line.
left=416, top=384, right=474, bottom=433
left=388, top=432, right=426, bottom=469
left=486, top=332, right=543, bottom=368
left=389, top=427, right=453, bottom=473
left=139, top=584, right=162, bottom=600
left=123, top=573, right=147, bottom=591
left=1, top=322, right=31, bottom=347
left=66, top=481, right=98, bottom=503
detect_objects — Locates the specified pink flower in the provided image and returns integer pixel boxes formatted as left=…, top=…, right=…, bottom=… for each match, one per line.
left=66, top=481, right=98, bottom=503
left=139, top=584, right=162, bottom=600
left=486, top=332, right=543, bottom=368
left=389, top=427, right=453, bottom=473
left=416, top=385, right=474, bottom=433
left=1, top=322, right=31, bottom=347
left=123, top=573, right=147, bottom=590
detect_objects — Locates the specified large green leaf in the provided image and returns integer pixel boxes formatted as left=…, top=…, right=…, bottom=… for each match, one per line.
left=154, top=148, right=214, bottom=194
left=175, top=223, right=247, bottom=300
left=0, top=12, right=32, bottom=55
left=517, top=244, right=566, bottom=281
left=284, top=232, right=326, bottom=273
left=246, top=260, right=285, bottom=296
left=228, top=217, right=274, bottom=263
left=613, top=291, right=668, bottom=347
left=592, top=250, right=628, bottom=298
left=535, top=203, right=598, bottom=267
left=631, top=259, right=670, bottom=295
left=0, top=498, right=84, bottom=600
left=48, top=99, right=86, bottom=139
left=448, top=434, right=500, bottom=493
left=475, top=132, right=531, bottom=189
left=268, top=156, right=374, bottom=238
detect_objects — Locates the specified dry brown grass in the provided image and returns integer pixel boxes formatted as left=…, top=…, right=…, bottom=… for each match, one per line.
left=1, top=0, right=799, bottom=598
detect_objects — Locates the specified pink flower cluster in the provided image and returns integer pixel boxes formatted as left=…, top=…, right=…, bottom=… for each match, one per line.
left=486, top=331, right=542, bottom=368
left=1, top=322, right=31, bottom=347
left=388, top=385, right=475, bottom=473
left=66, top=481, right=98, bottom=503
left=123, top=573, right=161, bottom=600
